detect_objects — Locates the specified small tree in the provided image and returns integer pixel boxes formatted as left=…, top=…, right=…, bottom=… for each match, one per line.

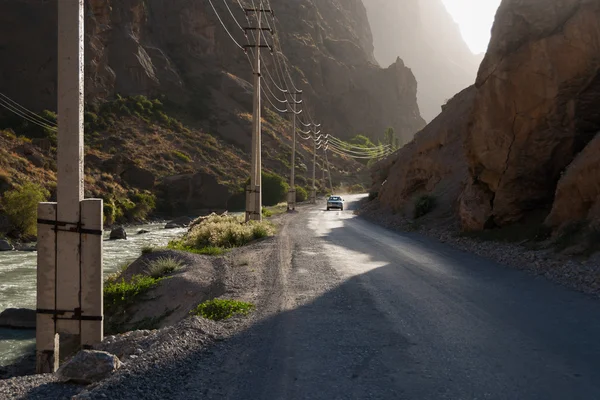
left=1, top=182, right=50, bottom=237
left=295, top=186, right=308, bottom=202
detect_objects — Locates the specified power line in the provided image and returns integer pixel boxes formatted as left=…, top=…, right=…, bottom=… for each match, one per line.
left=208, top=0, right=245, bottom=50
left=0, top=98, right=57, bottom=132
left=0, top=92, right=57, bottom=126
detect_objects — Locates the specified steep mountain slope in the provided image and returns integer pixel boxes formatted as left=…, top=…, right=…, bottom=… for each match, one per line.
left=0, top=0, right=421, bottom=236
left=362, top=0, right=484, bottom=122
left=371, top=0, right=600, bottom=254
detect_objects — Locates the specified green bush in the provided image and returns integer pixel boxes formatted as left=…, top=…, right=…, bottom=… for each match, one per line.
left=146, top=256, right=184, bottom=278
left=1, top=182, right=50, bottom=237
left=246, top=172, right=289, bottom=206
left=295, top=186, right=308, bottom=202
left=131, top=192, right=156, bottom=220
left=167, top=240, right=226, bottom=256
left=191, top=298, right=254, bottom=321
left=141, top=246, right=155, bottom=255
left=104, top=275, right=161, bottom=309
left=414, top=194, right=436, bottom=218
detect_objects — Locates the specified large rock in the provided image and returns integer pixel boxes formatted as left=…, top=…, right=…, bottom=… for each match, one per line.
left=546, top=133, right=600, bottom=230
left=165, top=216, right=194, bottom=229
left=374, top=86, right=476, bottom=219
left=160, top=173, right=231, bottom=214
left=460, top=0, right=600, bottom=230
left=109, top=226, right=127, bottom=240
left=56, top=350, right=121, bottom=384
left=0, top=239, right=13, bottom=251
left=0, top=308, right=35, bottom=329
left=121, top=165, right=156, bottom=190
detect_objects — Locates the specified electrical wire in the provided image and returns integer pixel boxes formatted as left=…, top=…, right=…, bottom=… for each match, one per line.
left=208, top=0, right=244, bottom=49
left=0, top=98, right=57, bottom=131
left=0, top=92, right=57, bottom=126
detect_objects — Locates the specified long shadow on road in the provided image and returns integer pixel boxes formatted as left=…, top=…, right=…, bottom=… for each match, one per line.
left=22, top=207, right=600, bottom=400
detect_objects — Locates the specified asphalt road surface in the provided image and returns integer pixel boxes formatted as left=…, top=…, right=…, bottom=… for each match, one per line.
left=186, top=195, right=600, bottom=399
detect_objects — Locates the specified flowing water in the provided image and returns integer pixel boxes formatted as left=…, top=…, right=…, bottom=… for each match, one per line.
left=0, top=223, right=187, bottom=367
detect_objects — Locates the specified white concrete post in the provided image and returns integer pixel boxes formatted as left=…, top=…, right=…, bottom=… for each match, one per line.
left=287, top=93, right=297, bottom=211
left=80, top=199, right=103, bottom=347
left=247, top=8, right=262, bottom=222
left=36, top=203, right=58, bottom=373
left=36, top=0, right=104, bottom=373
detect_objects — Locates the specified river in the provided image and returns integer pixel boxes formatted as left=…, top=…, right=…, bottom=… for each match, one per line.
left=0, top=223, right=187, bottom=367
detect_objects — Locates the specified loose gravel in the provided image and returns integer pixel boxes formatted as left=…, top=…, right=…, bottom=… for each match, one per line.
left=357, top=200, right=600, bottom=297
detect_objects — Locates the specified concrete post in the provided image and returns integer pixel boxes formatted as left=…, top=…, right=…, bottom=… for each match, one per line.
left=36, top=203, right=58, bottom=373
left=36, top=0, right=104, bottom=372
left=247, top=8, right=262, bottom=222
left=287, top=93, right=297, bottom=211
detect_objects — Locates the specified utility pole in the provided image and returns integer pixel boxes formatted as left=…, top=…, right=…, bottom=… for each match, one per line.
left=37, top=0, right=103, bottom=373
left=243, top=7, right=273, bottom=222
left=287, top=91, right=302, bottom=211
left=324, top=146, right=334, bottom=195
left=310, top=123, right=321, bottom=204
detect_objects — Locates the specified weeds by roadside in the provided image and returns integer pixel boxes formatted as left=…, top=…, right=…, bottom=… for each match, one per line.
left=146, top=256, right=184, bottom=278
left=191, top=298, right=254, bottom=321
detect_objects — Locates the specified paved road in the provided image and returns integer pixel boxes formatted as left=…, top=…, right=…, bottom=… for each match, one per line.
left=190, top=194, right=600, bottom=400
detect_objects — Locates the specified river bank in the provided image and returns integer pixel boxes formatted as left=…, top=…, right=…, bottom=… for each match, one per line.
left=0, top=223, right=187, bottom=368
left=0, top=209, right=288, bottom=398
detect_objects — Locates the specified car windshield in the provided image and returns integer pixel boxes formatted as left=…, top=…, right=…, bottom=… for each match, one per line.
left=329, top=197, right=341, bottom=201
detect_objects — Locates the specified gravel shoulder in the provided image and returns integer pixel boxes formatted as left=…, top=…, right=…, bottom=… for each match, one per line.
left=357, top=197, right=600, bottom=298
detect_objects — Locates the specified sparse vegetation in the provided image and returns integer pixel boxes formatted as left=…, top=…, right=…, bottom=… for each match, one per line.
left=1, top=182, right=50, bottom=237
left=172, top=150, right=192, bottom=163
left=141, top=246, right=156, bottom=255
left=414, top=194, right=437, bottom=218
left=191, top=298, right=254, bottom=321
left=167, top=240, right=226, bottom=256
left=146, top=256, right=184, bottom=278
left=182, top=214, right=275, bottom=249
left=104, top=274, right=162, bottom=310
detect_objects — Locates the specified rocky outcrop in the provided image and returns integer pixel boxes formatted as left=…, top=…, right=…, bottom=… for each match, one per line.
left=159, top=173, right=231, bottom=214
left=0, top=239, right=13, bottom=251
left=373, top=86, right=476, bottom=218
left=362, top=0, right=483, bottom=122
left=0, top=0, right=424, bottom=144
left=546, top=133, right=600, bottom=230
left=460, top=0, right=600, bottom=230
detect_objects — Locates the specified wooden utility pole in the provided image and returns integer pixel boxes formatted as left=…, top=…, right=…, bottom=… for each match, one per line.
left=36, top=0, right=104, bottom=373
left=244, top=7, right=272, bottom=222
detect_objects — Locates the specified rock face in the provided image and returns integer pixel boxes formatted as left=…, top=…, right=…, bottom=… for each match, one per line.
left=362, top=0, right=483, bottom=122
left=460, top=0, right=600, bottom=230
left=0, top=308, right=36, bottom=329
left=373, top=86, right=476, bottom=218
left=159, top=173, right=231, bottom=214
left=0, top=0, right=424, bottom=144
left=546, top=133, right=600, bottom=230
left=56, top=350, right=121, bottom=384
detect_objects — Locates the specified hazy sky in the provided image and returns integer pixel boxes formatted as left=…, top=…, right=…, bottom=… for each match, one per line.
left=441, top=0, right=502, bottom=54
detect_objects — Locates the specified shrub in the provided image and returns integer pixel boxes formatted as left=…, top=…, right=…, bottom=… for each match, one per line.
left=141, top=246, right=155, bottom=255
left=191, top=298, right=254, bottom=321
left=146, top=256, right=184, bottom=278
left=295, top=185, right=308, bottom=202
left=247, top=172, right=288, bottom=206
left=1, top=182, right=50, bottom=237
left=178, top=214, right=275, bottom=250
left=172, top=150, right=192, bottom=163
left=414, top=194, right=436, bottom=218
left=131, top=192, right=156, bottom=220
left=167, top=240, right=226, bottom=256
left=104, top=275, right=161, bottom=309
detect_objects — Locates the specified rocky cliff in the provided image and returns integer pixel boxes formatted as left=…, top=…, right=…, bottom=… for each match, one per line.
left=0, top=0, right=424, bottom=144
left=0, top=0, right=424, bottom=232
left=362, top=0, right=484, bottom=122
left=372, top=0, right=600, bottom=248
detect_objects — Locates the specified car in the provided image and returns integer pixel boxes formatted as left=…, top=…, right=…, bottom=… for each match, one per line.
left=326, top=195, right=344, bottom=211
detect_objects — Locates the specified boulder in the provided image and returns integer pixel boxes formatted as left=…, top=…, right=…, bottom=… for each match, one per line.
left=165, top=216, right=193, bottom=229
left=56, top=350, right=121, bottom=384
left=121, top=165, right=156, bottom=190
left=0, top=308, right=36, bottom=329
left=137, top=229, right=150, bottom=235
left=159, top=173, right=231, bottom=214
left=546, top=133, right=600, bottom=230
left=109, top=226, right=127, bottom=240
left=15, top=243, right=36, bottom=252
left=0, top=240, right=14, bottom=251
